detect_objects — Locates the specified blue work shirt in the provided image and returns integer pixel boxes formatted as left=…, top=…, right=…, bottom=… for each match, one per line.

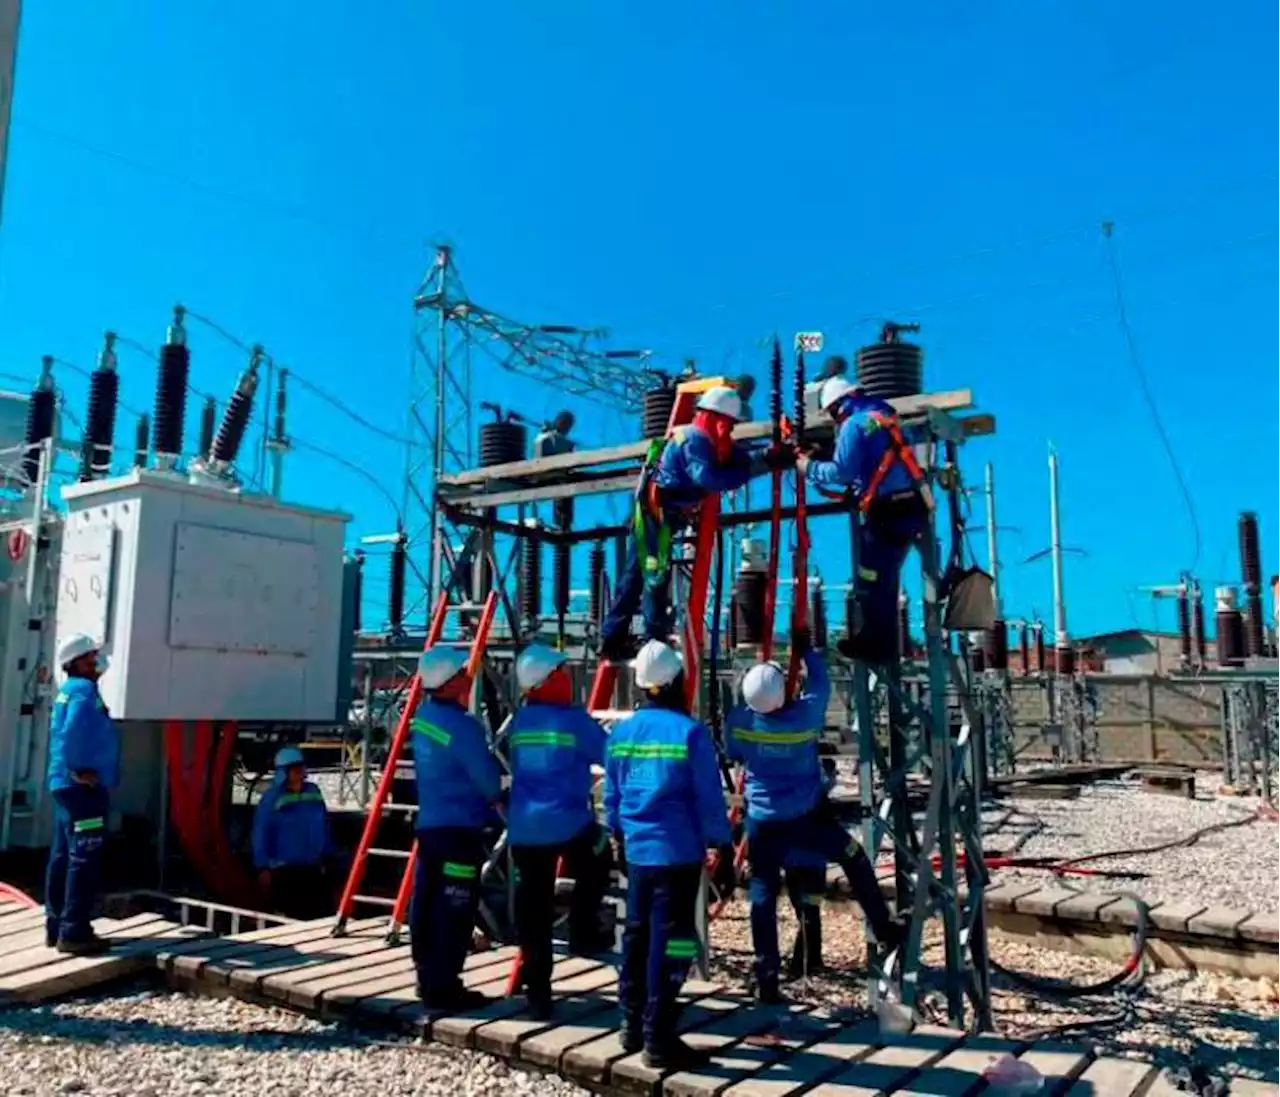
left=411, top=697, right=503, bottom=831
left=46, top=677, right=120, bottom=793
left=654, top=424, right=754, bottom=513
left=252, top=777, right=331, bottom=870
left=604, top=705, right=731, bottom=866
left=507, top=702, right=607, bottom=847
left=807, top=395, right=915, bottom=499
left=724, top=651, right=832, bottom=823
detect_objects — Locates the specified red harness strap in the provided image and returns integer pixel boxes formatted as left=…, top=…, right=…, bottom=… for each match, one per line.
left=857, top=412, right=927, bottom=513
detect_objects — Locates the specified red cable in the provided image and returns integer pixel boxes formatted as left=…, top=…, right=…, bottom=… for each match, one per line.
left=0, top=881, right=37, bottom=907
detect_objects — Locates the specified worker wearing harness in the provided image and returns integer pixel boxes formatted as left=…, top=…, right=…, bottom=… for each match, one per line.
left=252, top=746, right=334, bottom=920
left=798, top=377, right=932, bottom=664
left=604, top=641, right=737, bottom=1070
left=409, top=647, right=504, bottom=1010
left=724, top=639, right=900, bottom=1002
left=598, top=387, right=754, bottom=662
left=44, top=633, right=120, bottom=955
left=507, top=644, right=613, bottom=1020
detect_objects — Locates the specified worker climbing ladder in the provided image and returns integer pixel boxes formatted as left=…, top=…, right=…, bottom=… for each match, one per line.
left=335, top=590, right=499, bottom=941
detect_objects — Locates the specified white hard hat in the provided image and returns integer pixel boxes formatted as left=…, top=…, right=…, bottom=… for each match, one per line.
left=274, top=746, right=305, bottom=769
left=57, top=633, right=99, bottom=670
left=696, top=386, right=745, bottom=422
left=633, top=640, right=684, bottom=689
left=418, top=647, right=468, bottom=690
left=819, top=376, right=861, bottom=412
left=516, top=643, right=568, bottom=692
left=742, top=662, right=786, bottom=714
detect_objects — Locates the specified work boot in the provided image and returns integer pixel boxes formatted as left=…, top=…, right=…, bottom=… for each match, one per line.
left=618, top=1017, right=644, bottom=1054
left=420, top=985, right=489, bottom=1012
left=755, top=978, right=784, bottom=1006
left=526, top=991, right=554, bottom=1022
left=642, top=1036, right=713, bottom=1071
left=55, top=934, right=111, bottom=957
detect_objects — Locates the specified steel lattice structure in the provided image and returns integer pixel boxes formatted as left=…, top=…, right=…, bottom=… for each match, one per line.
left=405, top=245, right=652, bottom=624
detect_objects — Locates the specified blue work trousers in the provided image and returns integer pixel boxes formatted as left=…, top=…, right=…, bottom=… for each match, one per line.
left=410, top=826, right=484, bottom=1001
left=599, top=514, right=681, bottom=651
left=44, top=783, right=110, bottom=945
left=618, top=862, right=702, bottom=1049
left=852, top=496, right=926, bottom=661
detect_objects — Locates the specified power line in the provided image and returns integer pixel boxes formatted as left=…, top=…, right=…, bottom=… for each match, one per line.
left=289, top=435, right=402, bottom=520
left=1100, top=222, right=1202, bottom=573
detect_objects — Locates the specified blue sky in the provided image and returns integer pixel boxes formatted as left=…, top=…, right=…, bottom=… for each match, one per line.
left=2, top=1, right=1276, bottom=639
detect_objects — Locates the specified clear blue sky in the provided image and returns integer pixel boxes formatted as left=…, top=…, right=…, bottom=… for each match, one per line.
left=2, top=1, right=1276, bottom=638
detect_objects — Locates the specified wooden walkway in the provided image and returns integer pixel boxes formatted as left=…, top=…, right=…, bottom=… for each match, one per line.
left=146, top=916, right=1280, bottom=1097
left=0, top=900, right=199, bottom=1003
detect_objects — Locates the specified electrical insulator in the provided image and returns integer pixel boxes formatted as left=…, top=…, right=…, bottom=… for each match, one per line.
left=1057, top=646, right=1076, bottom=676
left=1019, top=625, right=1031, bottom=677
left=389, top=533, right=407, bottom=634
left=80, top=333, right=120, bottom=482
left=1176, top=589, right=1191, bottom=664
left=1192, top=585, right=1207, bottom=665
left=352, top=551, right=364, bottom=634
left=133, top=414, right=150, bottom=468
left=1238, top=512, right=1265, bottom=656
left=588, top=542, right=606, bottom=628
left=520, top=520, right=542, bottom=625
left=153, top=306, right=190, bottom=467
left=273, top=369, right=288, bottom=445
left=1215, top=587, right=1244, bottom=667
left=22, top=356, right=56, bottom=486
left=897, top=594, right=911, bottom=659
left=210, top=348, right=262, bottom=469
left=811, top=581, right=827, bottom=649
left=553, top=542, right=571, bottom=619
left=1034, top=628, right=1046, bottom=673
left=198, top=396, right=217, bottom=458
left=727, top=593, right=740, bottom=649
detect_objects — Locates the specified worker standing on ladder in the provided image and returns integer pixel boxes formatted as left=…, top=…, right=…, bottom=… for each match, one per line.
left=604, top=641, right=737, bottom=1070
left=507, top=644, right=613, bottom=1020
left=44, top=633, right=120, bottom=955
left=409, top=647, right=503, bottom=1010
left=724, top=634, right=901, bottom=1002
left=251, top=746, right=334, bottom=920
left=598, top=387, right=755, bottom=661
left=797, top=377, right=931, bottom=663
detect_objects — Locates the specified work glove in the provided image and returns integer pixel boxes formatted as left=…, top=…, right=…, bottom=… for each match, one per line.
left=763, top=444, right=796, bottom=471
left=710, top=843, right=738, bottom=900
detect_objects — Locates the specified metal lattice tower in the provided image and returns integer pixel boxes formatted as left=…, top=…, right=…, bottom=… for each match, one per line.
left=405, top=245, right=651, bottom=624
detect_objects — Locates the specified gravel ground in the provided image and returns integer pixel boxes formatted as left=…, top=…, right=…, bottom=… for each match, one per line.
left=706, top=895, right=1280, bottom=1082
left=982, top=773, right=1279, bottom=912
left=0, top=990, right=589, bottom=1097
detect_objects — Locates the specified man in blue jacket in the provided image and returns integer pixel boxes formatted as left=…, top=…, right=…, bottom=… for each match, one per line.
left=252, top=746, right=333, bottom=920
left=44, top=633, right=120, bottom=955
left=506, top=644, right=612, bottom=1019
left=604, top=640, right=736, bottom=1070
left=797, top=377, right=931, bottom=664
left=599, top=387, right=755, bottom=661
left=724, top=636, right=900, bottom=1002
left=410, top=646, right=504, bottom=1009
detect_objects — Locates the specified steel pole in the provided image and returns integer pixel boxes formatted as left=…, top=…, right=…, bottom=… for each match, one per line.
left=1049, top=450, right=1068, bottom=650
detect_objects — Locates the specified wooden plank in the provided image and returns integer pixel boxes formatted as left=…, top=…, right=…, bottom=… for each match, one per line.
left=0, top=914, right=58, bottom=957
left=892, top=1034, right=1024, bottom=1096
left=333, top=946, right=520, bottom=1023
left=228, top=925, right=395, bottom=996
left=662, top=1010, right=837, bottom=1097
left=472, top=962, right=621, bottom=1056
left=1220, top=1079, right=1280, bottom=1096
left=168, top=919, right=348, bottom=981
left=806, top=1026, right=965, bottom=1097
left=152, top=915, right=352, bottom=971
left=0, top=913, right=164, bottom=981
left=266, top=940, right=404, bottom=1006
left=720, top=1020, right=882, bottom=1097
left=1060, top=1057, right=1155, bottom=1096
left=1013, top=1043, right=1093, bottom=1090
left=0, top=904, right=43, bottom=927
left=563, top=994, right=741, bottom=1089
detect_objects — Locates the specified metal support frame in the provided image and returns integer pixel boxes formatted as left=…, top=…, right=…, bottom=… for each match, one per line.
left=1221, top=671, right=1278, bottom=802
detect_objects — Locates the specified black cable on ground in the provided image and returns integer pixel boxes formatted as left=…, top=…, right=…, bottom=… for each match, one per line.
left=1050, top=809, right=1263, bottom=871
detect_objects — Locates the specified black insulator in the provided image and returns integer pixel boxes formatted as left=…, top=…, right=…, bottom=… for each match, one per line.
left=553, top=542, right=571, bottom=618
left=1216, top=608, right=1245, bottom=667
left=1019, top=626, right=1031, bottom=676
left=641, top=383, right=678, bottom=438
left=479, top=418, right=527, bottom=467
left=1034, top=629, right=1046, bottom=672
left=1057, top=646, right=1076, bottom=676
left=1176, top=591, right=1191, bottom=663
left=811, top=585, right=828, bottom=649
left=198, top=396, right=217, bottom=458
left=793, top=349, right=806, bottom=435
left=80, top=338, right=120, bottom=482
left=727, top=593, right=740, bottom=648
left=855, top=321, right=923, bottom=399
left=1238, top=512, right=1263, bottom=589
left=897, top=597, right=911, bottom=658
left=153, top=341, right=190, bottom=460
left=734, top=569, right=769, bottom=646
left=389, top=535, right=407, bottom=634
left=133, top=414, right=150, bottom=468
left=520, top=528, right=542, bottom=623
left=1192, top=593, right=1207, bottom=665
left=23, top=358, right=56, bottom=485
left=352, top=551, right=364, bottom=634
left=588, top=542, right=606, bottom=628
left=769, top=338, right=783, bottom=440
left=211, top=358, right=260, bottom=466
left=553, top=496, right=574, bottom=531
left=1243, top=599, right=1265, bottom=659
left=984, top=620, right=1009, bottom=671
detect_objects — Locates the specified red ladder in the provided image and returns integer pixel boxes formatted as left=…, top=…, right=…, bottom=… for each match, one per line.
left=334, top=591, right=498, bottom=938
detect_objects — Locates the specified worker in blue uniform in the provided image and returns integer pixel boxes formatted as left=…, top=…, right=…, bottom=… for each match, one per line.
left=44, top=633, right=120, bottom=955
left=604, top=640, right=736, bottom=1070
left=782, top=758, right=839, bottom=979
left=724, top=635, right=900, bottom=1002
left=410, top=646, right=504, bottom=1010
left=797, top=377, right=931, bottom=664
left=507, top=644, right=612, bottom=1019
left=598, top=386, right=756, bottom=661
left=252, top=746, right=333, bottom=920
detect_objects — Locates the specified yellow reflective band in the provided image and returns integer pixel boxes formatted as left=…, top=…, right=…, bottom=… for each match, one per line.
left=858, top=566, right=878, bottom=581
left=732, top=728, right=818, bottom=746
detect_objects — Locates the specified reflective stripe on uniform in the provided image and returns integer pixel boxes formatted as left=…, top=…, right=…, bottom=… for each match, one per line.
left=275, top=790, right=325, bottom=809
left=857, top=566, right=878, bottom=581
left=731, top=728, right=818, bottom=746
left=664, top=937, right=698, bottom=959
left=412, top=719, right=451, bottom=747
left=508, top=730, right=577, bottom=750
left=442, top=861, right=478, bottom=880
left=608, top=742, right=689, bottom=761
left=73, top=816, right=105, bottom=833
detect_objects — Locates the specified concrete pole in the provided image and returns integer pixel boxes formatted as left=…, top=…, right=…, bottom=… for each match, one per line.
left=984, top=462, right=1001, bottom=616
left=1049, top=449, right=1068, bottom=650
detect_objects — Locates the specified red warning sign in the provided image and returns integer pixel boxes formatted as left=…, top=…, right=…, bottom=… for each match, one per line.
left=6, top=529, right=28, bottom=562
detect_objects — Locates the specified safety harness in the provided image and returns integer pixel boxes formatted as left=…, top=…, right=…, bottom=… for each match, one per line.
left=632, top=427, right=696, bottom=585
left=814, top=410, right=934, bottom=513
